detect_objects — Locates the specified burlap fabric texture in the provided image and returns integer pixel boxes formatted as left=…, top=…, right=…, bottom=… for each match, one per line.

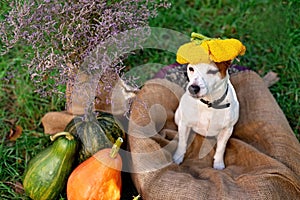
left=128, top=70, right=300, bottom=200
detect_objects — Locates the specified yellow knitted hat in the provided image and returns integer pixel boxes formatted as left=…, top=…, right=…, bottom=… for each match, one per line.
left=176, top=32, right=246, bottom=64
left=176, top=41, right=211, bottom=64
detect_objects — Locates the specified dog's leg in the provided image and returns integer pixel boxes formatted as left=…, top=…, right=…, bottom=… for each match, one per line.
left=173, top=122, right=190, bottom=164
left=213, top=127, right=233, bottom=170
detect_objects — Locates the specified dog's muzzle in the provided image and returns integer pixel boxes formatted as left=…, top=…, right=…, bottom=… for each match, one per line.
left=188, top=85, right=200, bottom=95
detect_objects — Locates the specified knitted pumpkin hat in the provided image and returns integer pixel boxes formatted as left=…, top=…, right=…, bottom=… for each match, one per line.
left=176, top=32, right=246, bottom=64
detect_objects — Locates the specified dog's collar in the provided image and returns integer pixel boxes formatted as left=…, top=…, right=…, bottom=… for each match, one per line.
left=200, top=84, right=230, bottom=109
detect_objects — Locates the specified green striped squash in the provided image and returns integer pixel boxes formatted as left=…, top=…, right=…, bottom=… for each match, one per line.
left=64, top=111, right=125, bottom=162
left=23, top=132, right=78, bottom=200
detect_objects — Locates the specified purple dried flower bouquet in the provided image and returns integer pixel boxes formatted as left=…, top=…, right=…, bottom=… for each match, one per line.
left=0, top=0, right=170, bottom=114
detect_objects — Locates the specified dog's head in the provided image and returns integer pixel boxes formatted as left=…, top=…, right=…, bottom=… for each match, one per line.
left=186, top=61, right=231, bottom=98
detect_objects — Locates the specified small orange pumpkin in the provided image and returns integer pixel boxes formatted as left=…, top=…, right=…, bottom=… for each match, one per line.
left=67, top=137, right=123, bottom=200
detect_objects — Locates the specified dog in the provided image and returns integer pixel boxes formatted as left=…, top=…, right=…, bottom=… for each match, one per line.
left=173, top=61, right=239, bottom=170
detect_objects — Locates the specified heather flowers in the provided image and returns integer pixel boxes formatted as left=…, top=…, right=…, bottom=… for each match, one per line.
left=0, top=0, right=170, bottom=96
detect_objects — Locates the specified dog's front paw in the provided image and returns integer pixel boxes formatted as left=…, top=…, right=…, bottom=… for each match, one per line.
left=173, top=150, right=185, bottom=164
left=213, top=161, right=225, bottom=170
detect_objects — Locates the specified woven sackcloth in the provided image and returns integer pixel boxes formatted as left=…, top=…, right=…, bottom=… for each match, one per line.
left=127, top=70, right=300, bottom=200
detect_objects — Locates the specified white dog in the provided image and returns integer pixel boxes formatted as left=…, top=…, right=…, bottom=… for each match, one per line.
left=173, top=61, right=239, bottom=170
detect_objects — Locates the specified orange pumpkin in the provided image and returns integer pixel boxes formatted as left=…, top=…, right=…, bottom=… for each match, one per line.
left=67, top=138, right=123, bottom=200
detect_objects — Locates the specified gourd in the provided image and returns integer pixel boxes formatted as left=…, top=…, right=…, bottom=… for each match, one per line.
left=23, top=132, right=78, bottom=200
left=64, top=110, right=125, bottom=162
left=67, top=137, right=123, bottom=200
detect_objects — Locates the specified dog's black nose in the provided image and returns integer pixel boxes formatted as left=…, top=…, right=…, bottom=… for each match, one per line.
left=188, top=85, right=200, bottom=95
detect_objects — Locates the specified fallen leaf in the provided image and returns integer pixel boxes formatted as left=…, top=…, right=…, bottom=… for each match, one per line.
left=8, top=125, right=23, bottom=141
left=4, top=181, right=24, bottom=194
left=3, top=118, right=17, bottom=125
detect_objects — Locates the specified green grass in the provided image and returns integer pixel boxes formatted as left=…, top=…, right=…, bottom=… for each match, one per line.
left=0, top=0, right=299, bottom=199
left=0, top=45, right=64, bottom=199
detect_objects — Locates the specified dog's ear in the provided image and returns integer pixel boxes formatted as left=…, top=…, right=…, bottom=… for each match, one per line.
left=215, top=61, right=231, bottom=78
left=180, top=64, right=189, bottom=82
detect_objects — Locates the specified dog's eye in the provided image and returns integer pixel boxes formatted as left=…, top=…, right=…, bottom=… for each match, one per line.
left=188, top=67, right=194, bottom=72
left=207, top=69, right=219, bottom=75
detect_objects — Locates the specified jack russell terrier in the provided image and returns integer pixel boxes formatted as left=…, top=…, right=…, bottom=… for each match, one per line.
left=173, top=61, right=239, bottom=170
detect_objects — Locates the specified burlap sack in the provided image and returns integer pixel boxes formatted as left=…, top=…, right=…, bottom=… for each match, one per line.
left=128, top=70, right=300, bottom=199
left=41, top=111, right=75, bottom=134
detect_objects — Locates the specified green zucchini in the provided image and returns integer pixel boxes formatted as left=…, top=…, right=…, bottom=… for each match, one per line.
left=23, top=132, right=78, bottom=200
